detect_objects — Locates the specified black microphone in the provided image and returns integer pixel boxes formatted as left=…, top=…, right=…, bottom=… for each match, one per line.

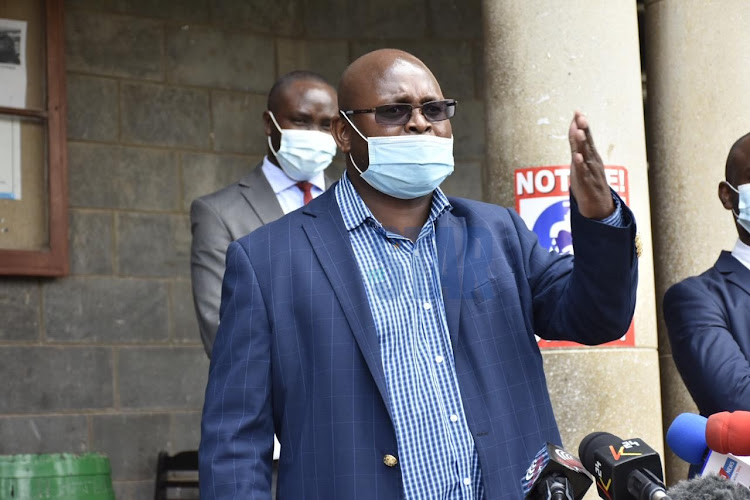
left=578, top=432, right=670, bottom=500
left=521, top=442, right=593, bottom=500
left=666, top=473, right=750, bottom=500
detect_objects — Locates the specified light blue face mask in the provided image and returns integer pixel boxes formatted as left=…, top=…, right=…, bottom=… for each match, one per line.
left=267, top=111, right=337, bottom=181
left=725, top=181, right=750, bottom=234
left=340, top=111, right=454, bottom=199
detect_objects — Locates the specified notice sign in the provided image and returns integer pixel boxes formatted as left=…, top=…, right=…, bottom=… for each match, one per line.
left=515, top=165, right=634, bottom=348
left=0, top=18, right=26, bottom=200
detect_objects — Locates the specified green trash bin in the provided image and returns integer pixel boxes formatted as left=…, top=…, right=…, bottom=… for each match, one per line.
left=0, top=453, right=115, bottom=500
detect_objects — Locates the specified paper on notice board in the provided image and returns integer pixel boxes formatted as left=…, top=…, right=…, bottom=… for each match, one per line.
left=0, top=18, right=26, bottom=200
left=0, top=117, right=21, bottom=200
left=0, top=18, right=27, bottom=108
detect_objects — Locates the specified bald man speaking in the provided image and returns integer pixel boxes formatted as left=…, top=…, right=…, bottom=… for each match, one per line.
left=200, top=49, right=639, bottom=499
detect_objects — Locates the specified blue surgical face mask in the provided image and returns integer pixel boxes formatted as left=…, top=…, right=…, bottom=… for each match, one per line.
left=267, top=111, right=337, bottom=181
left=340, top=111, right=454, bottom=199
left=725, top=181, right=750, bottom=234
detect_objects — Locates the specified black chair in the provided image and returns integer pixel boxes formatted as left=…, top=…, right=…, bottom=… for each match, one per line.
left=154, top=450, right=199, bottom=500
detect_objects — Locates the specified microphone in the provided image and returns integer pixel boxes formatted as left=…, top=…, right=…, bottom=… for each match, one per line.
left=579, top=432, right=670, bottom=500
left=521, top=442, right=593, bottom=500
left=706, top=411, right=750, bottom=456
left=666, top=413, right=708, bottom=464
left=666, top=412, right=750, bottom=487
left=666, top=474, right=750, bottom=500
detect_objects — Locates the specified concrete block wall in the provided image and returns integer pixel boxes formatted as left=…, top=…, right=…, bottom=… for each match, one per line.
left=0, top=1, right=484, bottom=497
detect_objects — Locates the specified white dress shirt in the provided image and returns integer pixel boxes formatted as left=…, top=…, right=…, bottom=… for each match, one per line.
left=732, top=238, right=750, bottom=272
left=261, top=156, right=325, bottom=214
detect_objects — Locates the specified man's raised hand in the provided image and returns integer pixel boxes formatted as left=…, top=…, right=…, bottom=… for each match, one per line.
left=568, top=111, right=615, bottom=219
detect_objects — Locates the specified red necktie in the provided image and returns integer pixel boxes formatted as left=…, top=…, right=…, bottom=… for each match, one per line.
left=297, top=181, right=313, bottom=205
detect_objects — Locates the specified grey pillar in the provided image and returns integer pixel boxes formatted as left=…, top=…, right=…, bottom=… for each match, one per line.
left=482, top=3, right=661, bottom=495
left=645, top=0, right=750, bottom=483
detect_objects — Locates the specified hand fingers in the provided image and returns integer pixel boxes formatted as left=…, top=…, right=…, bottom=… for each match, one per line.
left=572, top=152, right=584, bottom=167
left=568, top=117, right=579, bottom=155
left=581, top=119, right=604, bottom=163
left=575, top=112, right=588, bottom=131
left=574, top=112, right=593, bottom=152
left=582, top=122, right=595, bottom=149
left=568, top=120, right=587, bottom=155
left=573, top=129, right=586, bottom=160
left=572, top=112, right=604, bottom=166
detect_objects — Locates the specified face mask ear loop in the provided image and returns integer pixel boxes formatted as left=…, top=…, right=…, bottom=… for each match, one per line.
left=724, top=180, right=739, bottom=194
left=340, top=110, right=369, bottom=175
left=348, top=152, right=365, bottom=175
left=339, top=110, right=369, bottom=143
left=267, top=110, right=283, bottom=134
left=723, top=181, right=741, bottom=218
left=267, top=110, right=283, bottom=157
left=267, top=135, right=280, bottom=157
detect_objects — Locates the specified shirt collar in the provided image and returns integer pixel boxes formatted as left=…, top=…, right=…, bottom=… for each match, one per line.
left=731, top=238, right=750, bottom=272
left=336, top=171, right=452, bottom=232
left=261, top=155, right=326, bottom=194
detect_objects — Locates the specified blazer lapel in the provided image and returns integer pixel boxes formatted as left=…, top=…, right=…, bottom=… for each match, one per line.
left=436, top=210, right=467, bottom=349
left=238, top=163, right=284, bottom=225
left=300, top=189, right=393, bottom=417
left=716, top=250, right=750, bottom=296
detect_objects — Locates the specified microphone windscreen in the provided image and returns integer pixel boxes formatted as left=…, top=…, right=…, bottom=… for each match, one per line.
left=706, top=411, right=750, bottom=456
left=667, top=473, right=750, bottom=500
left=578, top=431, right=620, bottom=473
left=667, top=413, right=708, bottom=464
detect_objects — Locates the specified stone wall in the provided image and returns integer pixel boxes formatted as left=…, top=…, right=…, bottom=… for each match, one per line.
left=0, top=1, right=483, bottom=497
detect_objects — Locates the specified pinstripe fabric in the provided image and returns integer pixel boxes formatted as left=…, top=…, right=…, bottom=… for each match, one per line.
left=336, top=173, right=484, bottom=500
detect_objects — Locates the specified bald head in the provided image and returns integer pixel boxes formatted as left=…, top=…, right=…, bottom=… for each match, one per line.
left=726, top=132, right=750, bottom=186
left=338, top=49, right=441, bottom=110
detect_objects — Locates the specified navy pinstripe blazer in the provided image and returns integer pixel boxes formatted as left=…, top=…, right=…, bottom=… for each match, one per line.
left=199, top=186, right=638, bottom=499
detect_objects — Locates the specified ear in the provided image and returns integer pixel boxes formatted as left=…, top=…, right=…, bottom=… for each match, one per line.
left=718, top=181, right=736, bottom=211
left=331, top=114, right=351, bottom=153
left=262, top=110, right=273, bottom=137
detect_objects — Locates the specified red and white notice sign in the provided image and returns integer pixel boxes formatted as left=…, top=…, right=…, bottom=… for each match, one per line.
left=514, top=165, right=635, bottom=348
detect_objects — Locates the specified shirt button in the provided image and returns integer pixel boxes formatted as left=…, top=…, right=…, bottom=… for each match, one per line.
left=464, top=477, right=471, bottom=486
left=435, top=355, right=444, bottom=364
left=450, top=414, right=459, bottom=423
left=423, top=302, right=432, bottom=310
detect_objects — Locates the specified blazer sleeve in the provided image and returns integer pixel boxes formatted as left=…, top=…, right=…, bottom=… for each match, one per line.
left=513, top=193, right=639, bottom=344
left=664, top=280, right=750, bottom=414
left=199, top=240, right=274, bottom=500
left=190, top=198, right=232, bottom=357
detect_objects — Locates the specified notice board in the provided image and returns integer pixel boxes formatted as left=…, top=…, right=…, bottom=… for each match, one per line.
left=0, top=0, right=68, bottom=276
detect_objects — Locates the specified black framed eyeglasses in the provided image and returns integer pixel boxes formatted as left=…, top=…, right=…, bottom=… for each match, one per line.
left=341, top=99, right=457, bottom=125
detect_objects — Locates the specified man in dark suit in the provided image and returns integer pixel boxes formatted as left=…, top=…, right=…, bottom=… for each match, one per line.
left=200, top=49, right=639, bottom=499
left=190, top=71, right=338, bottom=359
left=665, top=132, right=750, bottom=417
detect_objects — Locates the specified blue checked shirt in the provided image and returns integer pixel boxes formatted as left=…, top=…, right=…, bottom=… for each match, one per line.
left=336, top=173, right=483, bottom=500
left=335, top=173, right=623, bottom=499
